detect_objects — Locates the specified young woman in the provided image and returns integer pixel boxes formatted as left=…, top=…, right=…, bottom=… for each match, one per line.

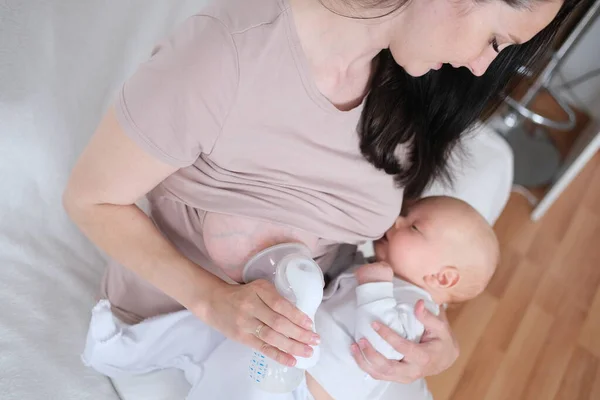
left=64, top=0, right=580, bottom=386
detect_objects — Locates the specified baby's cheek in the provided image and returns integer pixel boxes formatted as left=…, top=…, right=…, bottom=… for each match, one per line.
left=387, top=243, right=415, bottom=275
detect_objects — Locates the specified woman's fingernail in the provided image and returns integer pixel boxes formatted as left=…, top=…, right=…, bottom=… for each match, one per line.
left=288, top=357, right=297, bottom=367
left=358, top=339, right=367, bottom=350
left=372, top=321, right=381, bottom=331
left=312, top=334, right=321, bottom=345
left=350, top=344, right=358, bottom=354
left=304, top=346, right=314, bottom=356
left=304, top=318, right=314, bottom=330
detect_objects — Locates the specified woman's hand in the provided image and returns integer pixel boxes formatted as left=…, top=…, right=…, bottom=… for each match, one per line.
left=203, top=279, right=321, bottom=367
left=350, top=300, right=458, bottom=383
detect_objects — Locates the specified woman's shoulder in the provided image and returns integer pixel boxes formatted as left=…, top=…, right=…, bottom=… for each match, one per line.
left=198, top=0, right=288, bottom=36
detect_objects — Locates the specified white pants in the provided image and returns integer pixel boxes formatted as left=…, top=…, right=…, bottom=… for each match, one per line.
left=82, top=300, right=313, bottom=400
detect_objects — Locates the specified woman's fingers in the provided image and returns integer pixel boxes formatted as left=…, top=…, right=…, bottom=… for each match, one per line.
left=254, top=281, right=319, bottom=346
left=371, top=322, right=430, bottom=366
left=351, top=342, right=381, bottom=377
left=350, top=340, right=418, bottom=384
left=213, top=280, right=321, bottom=366
left=361, top=305, right=458, bottom=380
left=251, top=318, right=315, bottom=358
left=357, top=339, right=391, bottom=371
left=247, top=335, right=297, bottom=367
left=414, top=300, right=448, bottom=337
left=414, top=303, right=460, bottom=372
left=256, top=280, right=314, bottom=330
left=256, top=303, right=318, bottom=347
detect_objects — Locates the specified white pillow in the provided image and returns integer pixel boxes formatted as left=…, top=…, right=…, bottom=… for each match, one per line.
left=423, top=124, right=513, bottom=226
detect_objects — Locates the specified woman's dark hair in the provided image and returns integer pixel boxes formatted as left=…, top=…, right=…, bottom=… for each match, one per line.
left=333, top=0, right=582, bottom=199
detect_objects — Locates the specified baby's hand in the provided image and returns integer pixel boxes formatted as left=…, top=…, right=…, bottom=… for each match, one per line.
left=355, top=262, right=394, bottom=285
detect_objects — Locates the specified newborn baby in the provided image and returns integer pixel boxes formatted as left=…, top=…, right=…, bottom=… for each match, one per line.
left=82, top=196, right=498, bottom=400
left=373, top=195, right=498, bottom=302
left=306, top=195, right=499, bottom=399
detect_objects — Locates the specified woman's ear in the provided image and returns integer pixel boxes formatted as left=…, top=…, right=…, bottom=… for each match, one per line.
left=436, top=266, right=460, bottom=289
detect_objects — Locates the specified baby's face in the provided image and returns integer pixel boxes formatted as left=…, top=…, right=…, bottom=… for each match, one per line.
left=373, top=197, right=498, bottom=303
left=374, top=202, right=450, bottom=284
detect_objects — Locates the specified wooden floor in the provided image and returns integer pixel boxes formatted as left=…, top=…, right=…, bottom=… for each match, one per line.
left=426, top=151, right=600, bottom=400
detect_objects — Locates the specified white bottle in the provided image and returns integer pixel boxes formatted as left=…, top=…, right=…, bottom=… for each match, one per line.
left=242, top=243, right=324, bottom=393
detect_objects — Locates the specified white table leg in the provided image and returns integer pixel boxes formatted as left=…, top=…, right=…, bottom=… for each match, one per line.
left=532, top=121, right=600, bottom=221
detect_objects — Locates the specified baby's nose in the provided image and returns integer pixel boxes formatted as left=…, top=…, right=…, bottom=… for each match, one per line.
left=394, top=216, right=406, bottom=229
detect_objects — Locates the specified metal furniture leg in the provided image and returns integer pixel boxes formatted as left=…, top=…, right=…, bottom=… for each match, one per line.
left=490, top=0, right=600, bottom=187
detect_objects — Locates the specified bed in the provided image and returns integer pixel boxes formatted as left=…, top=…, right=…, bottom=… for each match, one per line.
left=0, top=1, right=513, bottom=399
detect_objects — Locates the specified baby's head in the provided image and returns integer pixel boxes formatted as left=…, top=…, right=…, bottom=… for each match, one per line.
left=374, top=196, right=499, bottom=304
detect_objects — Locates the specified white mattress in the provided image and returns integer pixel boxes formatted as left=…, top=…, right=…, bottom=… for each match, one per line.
left=0, top=1, right=513, bottom=399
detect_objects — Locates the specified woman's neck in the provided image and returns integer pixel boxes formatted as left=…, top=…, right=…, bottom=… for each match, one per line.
left=289, top=0, right=396, bottom=74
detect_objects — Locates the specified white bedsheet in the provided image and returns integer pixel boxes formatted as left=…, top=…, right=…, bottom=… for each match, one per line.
left=0, top=1, right=513, bottom=399
left=0, top=1, right=205, bottom=399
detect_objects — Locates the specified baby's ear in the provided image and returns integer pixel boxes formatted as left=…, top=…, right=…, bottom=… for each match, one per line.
left=436, top=266, right=460, bottom=289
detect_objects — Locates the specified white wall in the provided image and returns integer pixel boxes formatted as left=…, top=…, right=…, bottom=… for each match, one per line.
left=551, top=10, right=600, bottom=119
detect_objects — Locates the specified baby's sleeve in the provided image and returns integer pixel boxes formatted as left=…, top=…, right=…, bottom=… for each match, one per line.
left=354, top=282, right=427, bottom=361
left=115, top=15, right=239, bottom=167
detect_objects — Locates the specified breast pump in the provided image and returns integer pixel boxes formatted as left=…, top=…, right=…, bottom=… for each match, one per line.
left=242, top=243, right=325, bottom=393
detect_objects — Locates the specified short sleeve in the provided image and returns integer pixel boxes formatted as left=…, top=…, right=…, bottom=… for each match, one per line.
left=115, top=15, right=239, bottom=167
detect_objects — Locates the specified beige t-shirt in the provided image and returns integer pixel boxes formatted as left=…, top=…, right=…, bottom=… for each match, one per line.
left=115, top=0, right=403, bottom=282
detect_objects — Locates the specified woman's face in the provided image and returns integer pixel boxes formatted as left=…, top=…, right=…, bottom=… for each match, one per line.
left=389, top=0, right=563, bottom=77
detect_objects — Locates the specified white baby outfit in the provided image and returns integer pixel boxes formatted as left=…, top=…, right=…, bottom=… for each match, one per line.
left=83, top=269, right=438, bottom=400
left=310, top=271, right=439, bottom=400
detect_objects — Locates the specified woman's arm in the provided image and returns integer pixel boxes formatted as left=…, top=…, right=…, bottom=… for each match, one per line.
left=64, top=108, right=317, bottom=366
left=64, top=107, right=220, bottom=313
